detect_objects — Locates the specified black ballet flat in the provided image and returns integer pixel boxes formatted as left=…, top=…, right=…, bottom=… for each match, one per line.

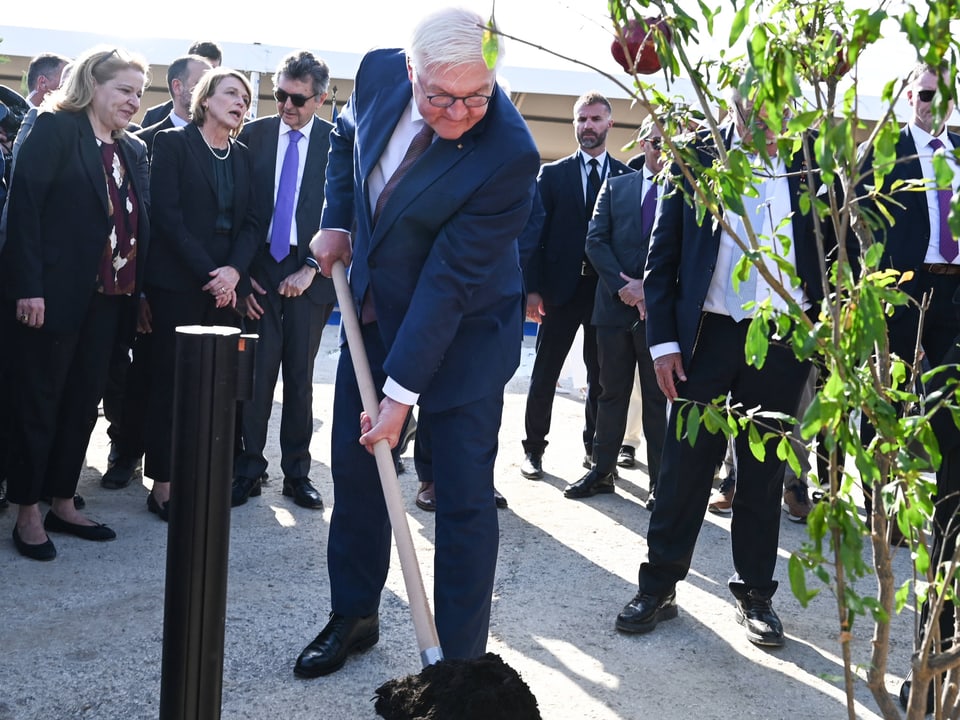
left=12, top=526, right=57, bottom=561
left=43, top=511, right=116, bottom=541
left=147, top=491, right=169, bottom=522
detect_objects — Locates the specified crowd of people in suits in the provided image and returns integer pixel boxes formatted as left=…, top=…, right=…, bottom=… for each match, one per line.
left=0, top=11, right=958, bottom=708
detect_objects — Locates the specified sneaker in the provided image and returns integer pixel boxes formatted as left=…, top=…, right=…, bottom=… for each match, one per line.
left=783, top=484, right=812, bottom=523
left=617, top=445, right=636, bottom=468
left=735, top=591, right=785, bottom=647
left=708, top=474, right=736, bottom=515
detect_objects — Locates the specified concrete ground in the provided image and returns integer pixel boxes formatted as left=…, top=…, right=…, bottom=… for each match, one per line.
left=0, top=332, right=919, bottom=720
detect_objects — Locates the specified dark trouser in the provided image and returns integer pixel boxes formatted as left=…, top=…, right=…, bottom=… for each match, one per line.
left=593, top=322, right=666, bottom=484
left=327, top=323, right=502, bottom=660
left=0, top=301, right=15, bottom=484
left=144, top=287, right=240, bottom=485
left=236, top=277, right=332, bottom=481
left=102, top=304, right=152, bottom=462
left=523, top=275, right=599, bottom=456
left=8, top=293, right=129, bottom=504
left=638, top=313, right=810, bottom=600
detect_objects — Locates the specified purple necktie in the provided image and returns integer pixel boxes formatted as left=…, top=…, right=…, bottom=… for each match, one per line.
left=270, top=129, right=303, bottom=262
left=929, top=138, right=957, bottom=262
left=641, top=179, right=657, bottom=238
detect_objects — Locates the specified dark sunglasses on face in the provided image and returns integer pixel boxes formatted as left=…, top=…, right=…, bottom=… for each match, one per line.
left=917, top=89, right=937, bottom=103
left=274, top=89, right=317, bottom=107
left=646, top=138, right=662, bottom=149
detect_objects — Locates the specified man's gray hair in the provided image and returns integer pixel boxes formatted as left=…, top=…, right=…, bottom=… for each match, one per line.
left=408, top=7, right=500, bottom=74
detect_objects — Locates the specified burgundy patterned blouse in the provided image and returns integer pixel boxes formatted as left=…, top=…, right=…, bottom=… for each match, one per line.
left=97, top=141, right=140, bottom=295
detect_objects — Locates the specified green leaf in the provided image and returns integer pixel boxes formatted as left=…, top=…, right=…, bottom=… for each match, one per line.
left=687, top=404, right=701, bottom=446
left=729, top=3, right=750, bottom=45
left=482, top=17, right=499, bottom=70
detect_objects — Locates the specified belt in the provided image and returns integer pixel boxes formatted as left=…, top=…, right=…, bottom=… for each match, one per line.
left=921, top=263, right=960, bottom=276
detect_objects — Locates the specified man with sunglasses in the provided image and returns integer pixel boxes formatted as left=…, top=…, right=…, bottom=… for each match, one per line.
left=295, top=7, right=538, bottom=677
left=859, top=61, right=960, bottom=711
left=231, top=50, right=336, bottom=510
left=575, top=117, right=667, bottom=507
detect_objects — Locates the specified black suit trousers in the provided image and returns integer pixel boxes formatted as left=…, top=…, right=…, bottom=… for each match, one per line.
left=236, top=256, right=333, bottom=481
left=102, top=301, right=151, bottom=460
left=8, top=293, right=127, bottom=504
left=523, top=275, right=600, bottom=456
left=593, top=322, right=666, bottom=482
left=638, top=313, right=810, bottom=600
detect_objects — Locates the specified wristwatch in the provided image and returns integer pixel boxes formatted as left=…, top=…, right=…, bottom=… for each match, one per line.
left=304, top=256, right=322, bottom=275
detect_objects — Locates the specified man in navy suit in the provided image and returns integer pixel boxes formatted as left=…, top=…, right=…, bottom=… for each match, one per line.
left=615, top=94, right=839, bottom=648
left=141, top=41, right=221, bottom=128
left=576, top=119, right=666, bottom=505
left=232, top=50, right=336, bottom=509
left=295, top=7, right=539, bottom=677
left=520, top=91, right=632, bottom=484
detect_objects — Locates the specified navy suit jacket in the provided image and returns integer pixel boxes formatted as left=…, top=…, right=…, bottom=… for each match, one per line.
left=860, top=125, right=960, bottom=303
left=644, top=133, right=831, bottom=366
left=135, top=115, right=175, bottom=158
left=239, top=114, right=336, bottom=306
left=145, top=123, right=260, bottom=295
left=3, top=110, right=150, bottom=334
left=525, top=151, right=632, bottom=307
left=142, top=100, right=173, bottom=130
left=322, top=48, right=540, bottom=412
left=586, top=170, right=654, bottom=327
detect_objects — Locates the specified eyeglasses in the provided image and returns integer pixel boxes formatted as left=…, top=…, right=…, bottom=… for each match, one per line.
left=917, top=89, right=937, bottom=103
left=92, top=49, right=120, bottom=73
left=415, top=76, right=492, bottom=108
left=274, top=89, right=317, bottom=107
left=646, top=138, right=662, bottom=149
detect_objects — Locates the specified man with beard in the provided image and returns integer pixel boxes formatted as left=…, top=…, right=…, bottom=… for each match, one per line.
left=521, top=91, right=632, bottom=487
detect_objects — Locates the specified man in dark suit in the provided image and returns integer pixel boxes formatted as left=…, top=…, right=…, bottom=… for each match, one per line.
left=141, top=41, right=221, bottom=128
left=24, top=53, right=69, bottom=108
left=294, top=7, right=539, bottom=677
left=100, top=54, right=212, bottom=490
left=231, top=50, right=336, bottom=509
left=520, top=91, right=632, bottom=482
left=571, top=119, right=666, bottom=504
left=615, top=95, right=837, bottom=648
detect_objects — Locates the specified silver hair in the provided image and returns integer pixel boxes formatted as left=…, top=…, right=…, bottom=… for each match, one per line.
left=408, top=7, right=501, bottom=74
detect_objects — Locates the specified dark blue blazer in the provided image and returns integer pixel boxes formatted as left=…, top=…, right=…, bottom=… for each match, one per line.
left=145, top=123, right=260, bottom=295
left=586, top=170, right=653, bottom=327
left=525, top=151, right=632, bottom=307
left=322, top=48, right=540, bottom=412
left=644, top=133, right=831, bottom=366
left=860, top=125, right=960, bottom=302
left=239, top=114, right=336, bottom=306
left=3, top=109, right=150, bottom=334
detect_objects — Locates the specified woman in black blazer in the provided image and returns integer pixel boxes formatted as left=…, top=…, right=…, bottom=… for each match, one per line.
left=4, top=47, right=151, bottom=560
left=143, top=67, right=260, bottom=520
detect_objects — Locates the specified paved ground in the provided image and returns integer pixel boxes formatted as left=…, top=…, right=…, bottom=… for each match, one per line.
left=0, top=332, right=919, bottom=719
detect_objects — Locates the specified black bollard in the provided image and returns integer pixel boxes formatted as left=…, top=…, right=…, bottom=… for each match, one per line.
left=159, top=326, right=257, bottom=720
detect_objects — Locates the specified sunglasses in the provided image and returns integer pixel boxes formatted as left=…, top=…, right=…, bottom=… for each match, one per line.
left=646, top=138, right=662, bottom=149
left=274, top=89, right=317, bottom=107
left=917, top=89, right=937, bottom=103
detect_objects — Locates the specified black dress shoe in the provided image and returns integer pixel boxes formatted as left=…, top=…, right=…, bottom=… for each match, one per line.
left=520, top=452, right=544, bottom=479
left=101, top=456, right=142, bottom=490
left=44, top=510, right=116, bottom=541
left=231, top=475, right=262, bottom=507
left=644, top=493, right=656, bottom=511
left=12, top=525, right=57, bottom=561
left=294, top=612, right=379, bottom=678
left=0, top=479, right=8, bottom=509
left=616, top=589, right=678, bottom=633
left=283, top=477, right=324, bottom=510
left=735, top=591, right=784, bottom=647
left=899, top=671, right=935, bottom=713
left=415, top=482, right=436, bottom=512
left=494, top=487, right=508, bottom=509
left=564, top=469, right=616, bottom=499
left=617, top=445, right=636, bottom=468
left=147, top=491, right=169, bottom=522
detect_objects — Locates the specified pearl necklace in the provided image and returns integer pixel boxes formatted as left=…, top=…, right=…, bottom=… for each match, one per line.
left=201, top=131, right=231, bottom=160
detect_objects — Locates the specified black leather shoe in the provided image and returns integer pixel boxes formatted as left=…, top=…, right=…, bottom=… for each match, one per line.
left=494, top=487, right=508, bottom=509
left=294, top=612, right=379, bottom=678
left=520, top=452, right=544, bottom=479
left=147, top=491, right=169, bottom=522
left=735, top=591, right=785, bottom=647
left=564, top=469, right=616, bottom=499
left=617, top=445, right=636, bottom=468
left=283, top=477, right=324, bottom=510
left=101, top=456, right=142, bottom=489
left=231, top=475, right=262, bottom=507
left=899, top=671, right=935, bottom=713
left=415, top=482, right=436, bottom=512
left=644, top=493, right=656, bottom=511
left=0, top=479, right=8, bottom=509
left=616, top=589, right=678, bottom=633
left=44, top=510, right=116, bottom=541
left=12, top=525, right=57, bottom=561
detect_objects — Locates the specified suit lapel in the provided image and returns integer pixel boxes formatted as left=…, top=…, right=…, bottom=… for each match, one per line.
left=76, top=114, right=110, bottom=218
left=357, top=81, right=413, bottom=225
left=185, top=124, right=217, bottom=195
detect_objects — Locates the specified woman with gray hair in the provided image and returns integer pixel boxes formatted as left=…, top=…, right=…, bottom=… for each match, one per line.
left=142, top=67, right=260, bottom=520
left=3, top=46, right=151, bottom=559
